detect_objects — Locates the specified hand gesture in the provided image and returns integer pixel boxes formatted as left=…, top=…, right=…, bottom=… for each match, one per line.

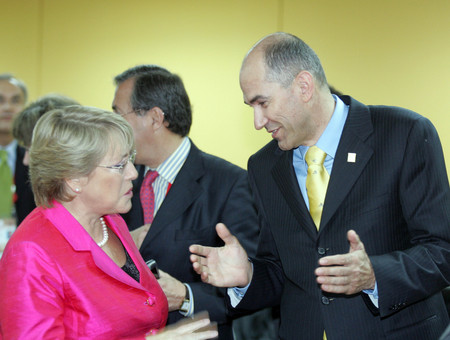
left=147, top=311, right=218, bottom=339
left=315, top=230, right=376, bottom=294
left=189, top=223, right=252, bottom=288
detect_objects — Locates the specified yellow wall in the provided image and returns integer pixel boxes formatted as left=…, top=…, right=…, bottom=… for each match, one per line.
left=1, top=0, right=449, bottom=171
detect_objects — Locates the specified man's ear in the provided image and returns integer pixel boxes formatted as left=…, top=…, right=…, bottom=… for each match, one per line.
left=149, top=107, right=166, bottom=130
left=293, top=71, right=314, bottom=102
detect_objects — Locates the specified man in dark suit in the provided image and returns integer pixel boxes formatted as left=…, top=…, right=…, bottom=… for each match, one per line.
left=13, top=146, right=35, bottom=224
left=190, top=32, right=450, bottom=339
left=0, top=74, right=35, bottom=226
left=112, top=66, right=260, bottom=339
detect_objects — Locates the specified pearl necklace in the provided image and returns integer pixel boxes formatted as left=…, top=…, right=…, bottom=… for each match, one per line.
left=97, top=217, right=109, bottom=247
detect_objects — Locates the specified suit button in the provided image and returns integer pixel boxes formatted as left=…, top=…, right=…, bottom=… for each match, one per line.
left=321, top=296, right=330, bottom=305
left=318, top=247, right=326, bottom=255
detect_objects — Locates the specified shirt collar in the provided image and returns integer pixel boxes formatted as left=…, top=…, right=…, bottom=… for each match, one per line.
left=147, top=137, right=191, bottom=184
left=295, top=94, right=348, bottom=160
left=1, top=140, right=18, bottom=172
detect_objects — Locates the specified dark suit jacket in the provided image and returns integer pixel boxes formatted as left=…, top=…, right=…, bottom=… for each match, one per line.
left=122, top=141, right=259, bottom=340
left=14, top=145, right=35, bottom=225
left=236, top=96, right=450, bottom=339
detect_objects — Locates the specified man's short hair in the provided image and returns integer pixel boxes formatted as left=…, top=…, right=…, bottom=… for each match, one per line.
left=114, top=65, right=170, bottom=85
left=131, top=71, right=192, bottom=137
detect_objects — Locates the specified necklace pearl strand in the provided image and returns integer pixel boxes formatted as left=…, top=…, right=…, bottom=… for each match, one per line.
left=97, top=217, right=109, bottom=247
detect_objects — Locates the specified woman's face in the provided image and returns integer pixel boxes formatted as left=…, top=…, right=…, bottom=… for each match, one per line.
left=79, top=147, right=138, bottom=216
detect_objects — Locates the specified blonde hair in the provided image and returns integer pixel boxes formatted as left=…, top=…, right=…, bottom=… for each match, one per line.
left=30, top=106, right=135, bottom=207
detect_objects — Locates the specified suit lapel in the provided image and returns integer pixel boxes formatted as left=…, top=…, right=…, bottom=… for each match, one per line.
left=272, top=149, right=318, bottom=240
left=320, top=97, right=374, bottom=231
left=141, top=143, right=203, bottom=245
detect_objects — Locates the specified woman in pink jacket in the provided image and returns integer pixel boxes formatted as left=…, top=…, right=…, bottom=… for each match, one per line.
left=0, top=106, right=217, bottom=340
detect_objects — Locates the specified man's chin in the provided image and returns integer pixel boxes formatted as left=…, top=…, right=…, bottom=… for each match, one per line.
left=277, top=141, right=292, bottom=151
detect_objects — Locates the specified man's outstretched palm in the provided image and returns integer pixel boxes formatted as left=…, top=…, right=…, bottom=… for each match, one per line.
left=190, top=223, right=253, bottom=288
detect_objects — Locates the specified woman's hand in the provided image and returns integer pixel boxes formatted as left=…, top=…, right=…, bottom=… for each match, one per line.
left=147, top=311, right=217, bottom=339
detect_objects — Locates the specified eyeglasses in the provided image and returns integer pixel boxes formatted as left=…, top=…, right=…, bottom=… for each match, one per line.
left=118, top=108, right=146, bottom=117
left=98, top=150, right=136, bottom=174
left=118, top=107, right=165, bottom=117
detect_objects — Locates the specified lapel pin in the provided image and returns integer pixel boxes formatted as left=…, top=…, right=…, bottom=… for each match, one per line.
left=347, top=153, right=356, bottom=163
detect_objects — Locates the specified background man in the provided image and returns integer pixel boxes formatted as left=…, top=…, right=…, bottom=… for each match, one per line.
left=0, top=74, right=35, bottom=225
left=112, top=65, right=261, bottom=339
left=190, top=32, right=450, bottom=339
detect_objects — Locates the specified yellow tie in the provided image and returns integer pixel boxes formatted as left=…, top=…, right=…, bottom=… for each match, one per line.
left=305, top=146, right=329, bottom=230
left=306, top=146, right=329, bottom=340
left=0, top=150, right=13, bottom=218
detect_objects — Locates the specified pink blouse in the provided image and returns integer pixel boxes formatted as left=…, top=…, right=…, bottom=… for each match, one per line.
left=0, top=201, right=168, bottom=339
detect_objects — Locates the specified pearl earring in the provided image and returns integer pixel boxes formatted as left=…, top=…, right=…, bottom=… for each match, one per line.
left=75, top=188, right=80, bottom=193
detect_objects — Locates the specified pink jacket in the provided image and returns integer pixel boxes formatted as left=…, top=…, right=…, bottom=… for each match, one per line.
left=0, top=201, right=168, bottom=339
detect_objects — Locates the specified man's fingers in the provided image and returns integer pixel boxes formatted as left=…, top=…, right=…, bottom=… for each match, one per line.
left=316, top=264, right=350, bottom=277
left=318, top=254, right=348, bottom=266
left=190, top=254, right=206, bottom=268
left=189, top=244, right=211, bottom=257
left=215, top=223, right=236, bottom=245
left=347, top=229, right=364, bottom=252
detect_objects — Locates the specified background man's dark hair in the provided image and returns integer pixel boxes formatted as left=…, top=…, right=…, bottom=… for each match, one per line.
left=131, top=71, right=192, bottom=137
left=114, top=65, right=170, bottom=85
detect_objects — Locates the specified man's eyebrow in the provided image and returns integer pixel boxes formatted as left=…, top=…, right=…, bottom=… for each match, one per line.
left=245, top=95, right=267, bottom=106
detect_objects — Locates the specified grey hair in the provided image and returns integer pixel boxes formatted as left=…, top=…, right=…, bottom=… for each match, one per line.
left=253, top=32, right=328, bottom=88
left=0, top=73, right=28, bottom=102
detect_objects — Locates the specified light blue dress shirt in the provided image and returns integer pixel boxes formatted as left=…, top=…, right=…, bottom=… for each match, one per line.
left=293, top=95, right=348, bottom=208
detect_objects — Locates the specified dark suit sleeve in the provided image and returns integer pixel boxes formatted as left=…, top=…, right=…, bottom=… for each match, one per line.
left=188, top=169, right=260, bottom=321
left=227, top=155, right=285, bottom=313
left=370, top=117, right=450, bottom=317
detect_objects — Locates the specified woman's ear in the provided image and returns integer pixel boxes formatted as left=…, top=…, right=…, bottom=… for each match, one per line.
left=66, top=177, right=87, bottom=194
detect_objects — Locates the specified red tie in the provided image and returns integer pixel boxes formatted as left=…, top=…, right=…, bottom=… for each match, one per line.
left=140, top=170, right=159, bottom=224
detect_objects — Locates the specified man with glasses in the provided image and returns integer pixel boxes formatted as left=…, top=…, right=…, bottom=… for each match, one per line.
left=112, top=65, right=262, bottom=340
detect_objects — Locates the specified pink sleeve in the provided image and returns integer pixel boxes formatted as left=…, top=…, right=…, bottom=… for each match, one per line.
left=0, top=242, right=66, bottom=339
